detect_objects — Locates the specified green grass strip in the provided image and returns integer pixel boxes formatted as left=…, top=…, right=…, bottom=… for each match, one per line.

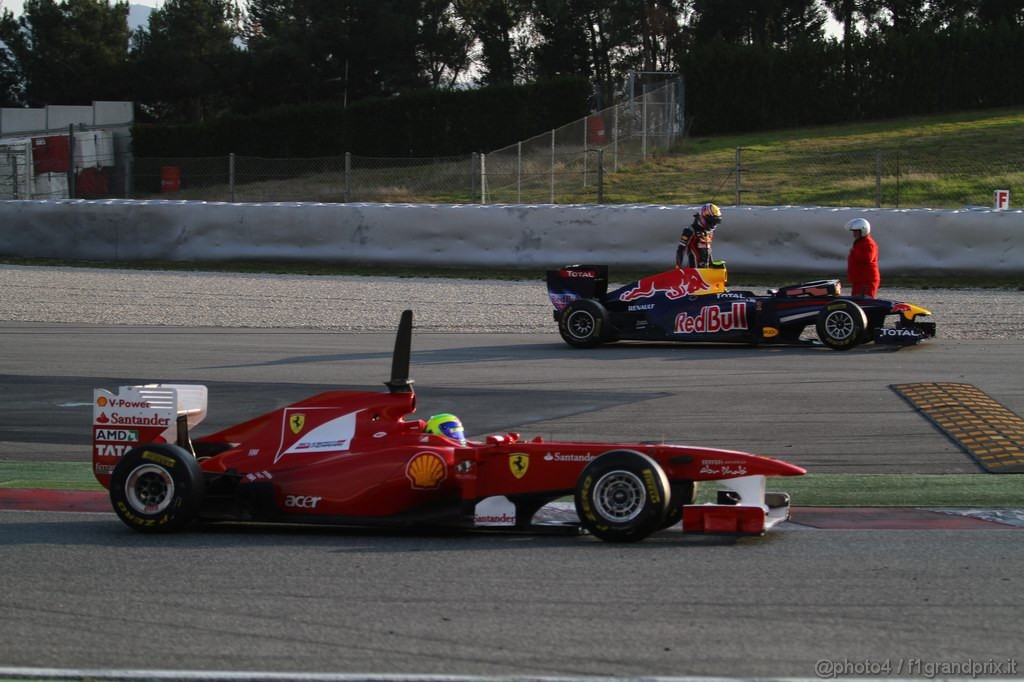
left=3, top=461, right=1022, bottom=507
left=0, top=461, right=102, bottom=491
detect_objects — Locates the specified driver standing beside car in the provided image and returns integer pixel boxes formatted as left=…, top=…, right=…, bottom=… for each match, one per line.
left=846, top=218, right=880, bottom=297
left=676, top=203, right=722, bottom=269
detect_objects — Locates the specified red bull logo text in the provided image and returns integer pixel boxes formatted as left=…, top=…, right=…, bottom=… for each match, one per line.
left=619, top=269, right=712, bottom=301
left=674, top=303, right=748, bottom=334
left=891, top=303, right=912, bottom=313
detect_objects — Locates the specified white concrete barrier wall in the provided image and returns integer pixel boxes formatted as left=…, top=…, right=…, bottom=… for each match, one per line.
left=0, top=199, right=1021, bottom=275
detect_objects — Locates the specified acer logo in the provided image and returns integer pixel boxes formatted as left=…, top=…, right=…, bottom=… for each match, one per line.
left=284, top=495, right=322, bottom=509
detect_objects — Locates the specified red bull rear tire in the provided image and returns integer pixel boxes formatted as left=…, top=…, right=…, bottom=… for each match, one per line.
left=558, top=299, right=611, bottom=348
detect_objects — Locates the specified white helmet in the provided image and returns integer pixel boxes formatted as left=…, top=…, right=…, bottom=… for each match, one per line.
left=845, top=218, right=871, bottom=236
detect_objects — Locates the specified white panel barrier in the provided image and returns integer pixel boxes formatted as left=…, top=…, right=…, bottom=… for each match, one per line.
left=0, top=199, right=1021, bottom=274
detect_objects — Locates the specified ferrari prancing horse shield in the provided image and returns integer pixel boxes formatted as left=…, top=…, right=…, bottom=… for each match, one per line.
left=509, top=453, right=529, bottom=479
left=289, top=413, right=305, bottom=434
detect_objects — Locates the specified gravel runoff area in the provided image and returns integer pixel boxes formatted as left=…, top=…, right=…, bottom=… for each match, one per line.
left=1, top=264, right=1022, bottom=339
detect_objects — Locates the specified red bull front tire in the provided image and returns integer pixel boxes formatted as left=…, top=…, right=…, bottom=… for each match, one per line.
left=558, top=299, right=611, bottom=348
left=815, top=300, right=867, bottom=350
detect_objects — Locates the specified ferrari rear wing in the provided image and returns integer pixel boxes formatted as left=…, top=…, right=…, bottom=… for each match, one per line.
left=91, top=383, right=208, bottom=488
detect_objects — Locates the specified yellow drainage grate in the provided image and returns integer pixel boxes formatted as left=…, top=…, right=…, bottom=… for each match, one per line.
left=891, top=382, right=1024, bottom=473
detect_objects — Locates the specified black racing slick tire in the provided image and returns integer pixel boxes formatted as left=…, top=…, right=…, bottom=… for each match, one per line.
left=815, top=300, right=867, bottom=351
left=660, top=480, right=700, bottom=530
left=109, top=443, right=205, bottom=533
left=574, top=450, right=671, bottom=543
left=558, top=299, right=610, bottom=348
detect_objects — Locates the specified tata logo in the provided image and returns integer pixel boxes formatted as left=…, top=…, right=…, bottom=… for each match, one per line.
left=289, top=413, right=306, bottom=434
left=284, top=495, right=322, bottom=509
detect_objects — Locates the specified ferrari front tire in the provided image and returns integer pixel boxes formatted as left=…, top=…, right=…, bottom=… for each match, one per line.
left=574, top=450, right=670, bottom=543
left=660, top=480, right=699, bottom=530
left=558, top=299, right=610, bottom=348
left=109, top=443, right=205, bottom=533
left=815, top=300, right=867, bottom=350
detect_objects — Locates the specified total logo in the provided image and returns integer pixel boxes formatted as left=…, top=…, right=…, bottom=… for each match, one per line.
left=284, top=495, right=322, bottom=509
left=560, top=269, right=596, bottom=278
left=879, top=328, right=921, bottom=338
left=674, top=302, right=748, bottom=334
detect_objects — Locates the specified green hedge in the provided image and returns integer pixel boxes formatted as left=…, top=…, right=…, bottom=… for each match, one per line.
left=132, top=77, right=592, bottom=158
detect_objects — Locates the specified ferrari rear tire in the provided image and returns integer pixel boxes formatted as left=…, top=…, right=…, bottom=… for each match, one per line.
left=109, top=443, right=205, bottom=533
left=815, top=300, right=867, bottom=351
left=558, top=299, right=610, bottom=348
left=574, top=450, right=670, bottom=542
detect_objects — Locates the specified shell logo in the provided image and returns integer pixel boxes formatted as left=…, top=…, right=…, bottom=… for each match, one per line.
left=96, top=396, right=108, bottom=407
left=406, top=452, right=447, bottom=490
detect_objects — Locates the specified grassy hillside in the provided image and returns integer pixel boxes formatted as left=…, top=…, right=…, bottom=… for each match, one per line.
left=597, top=107, right=1024, bottom=208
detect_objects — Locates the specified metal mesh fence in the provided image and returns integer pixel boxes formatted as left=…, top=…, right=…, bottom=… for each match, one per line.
left=600, top=147, right=1024, bottom=208
left=128, top=142, right=1020, bottom=208
left=7, top=78, right=1015, bottom=208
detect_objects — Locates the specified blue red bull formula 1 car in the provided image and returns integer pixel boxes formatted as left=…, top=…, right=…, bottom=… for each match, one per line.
left=547, top=265, right=936, bottom=350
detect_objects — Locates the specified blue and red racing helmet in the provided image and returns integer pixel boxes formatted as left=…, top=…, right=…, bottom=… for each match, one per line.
left=696, top=203, right=722, bottom=231
left=424, top=413, right=467, bottom=445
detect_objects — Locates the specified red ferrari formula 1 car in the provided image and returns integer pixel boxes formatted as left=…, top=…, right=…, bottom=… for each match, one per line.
left=92, top=311, right=805, bottom=542
left=547, top=264, right=936, bottom=350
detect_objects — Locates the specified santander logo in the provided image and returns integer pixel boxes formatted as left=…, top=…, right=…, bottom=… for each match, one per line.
left=674, top=302, right=748, bottom=334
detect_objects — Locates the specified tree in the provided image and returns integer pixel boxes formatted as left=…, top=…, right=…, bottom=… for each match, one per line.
left=0, top=10, right=27, bottom=106
left=454, top=0, right=532, bottom=84
left=690, top=0, right=825, bottom=46
left=130, top=0, right=244, bottom=122
left=417, top=0, right=475, bottom=88
left=861, top=0, right=927, bottom=33
left=0, top=0, right=130, bottom=107
left=244, top=0, right=427, bottom=110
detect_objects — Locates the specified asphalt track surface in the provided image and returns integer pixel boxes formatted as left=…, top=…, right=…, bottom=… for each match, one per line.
left=2, top=319, right=1024, bottom=677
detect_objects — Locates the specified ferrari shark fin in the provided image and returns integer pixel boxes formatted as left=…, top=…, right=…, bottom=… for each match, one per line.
left=385, top=309, right=415, bottom=394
